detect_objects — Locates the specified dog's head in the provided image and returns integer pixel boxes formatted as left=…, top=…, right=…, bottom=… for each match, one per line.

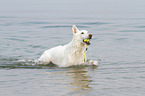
left=72, top=25, right=92, bottom=45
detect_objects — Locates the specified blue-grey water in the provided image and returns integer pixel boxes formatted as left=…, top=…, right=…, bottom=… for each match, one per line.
left=0, top=0, right=145, bottom=96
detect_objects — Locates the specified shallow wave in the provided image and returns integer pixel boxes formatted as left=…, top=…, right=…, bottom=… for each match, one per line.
left=0, top=57, right=98, bottom=69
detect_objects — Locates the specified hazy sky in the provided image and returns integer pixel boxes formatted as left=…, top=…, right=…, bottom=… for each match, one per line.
left=0, top=0, right=145, bottom=18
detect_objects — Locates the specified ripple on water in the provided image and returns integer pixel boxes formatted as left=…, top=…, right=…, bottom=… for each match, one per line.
left=4, top=38, right=27, bottom=42
left=119, top=30, right=145, bottom=32
left=79, top=22, right=109, bottom=25
left=20, top=21, right=53, bottom=26
left=41, top=25, right=90, bottom=28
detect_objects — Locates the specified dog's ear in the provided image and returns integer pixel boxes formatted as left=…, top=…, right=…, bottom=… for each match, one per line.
left=72, top=25, right=79, bottom=34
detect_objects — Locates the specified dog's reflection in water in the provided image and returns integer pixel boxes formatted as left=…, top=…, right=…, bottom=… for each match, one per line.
left=44, top=66, right=98, bottom=95
left=66, top=66, right=97, bottom=95
left=68, top=67, right=92, bottom=91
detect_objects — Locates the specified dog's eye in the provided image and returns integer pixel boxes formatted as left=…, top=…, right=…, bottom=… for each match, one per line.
left=81, top=32, right=84, bottom=34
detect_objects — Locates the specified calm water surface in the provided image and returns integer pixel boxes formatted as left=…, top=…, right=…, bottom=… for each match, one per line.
left=0, top=0, right=145, bottom=96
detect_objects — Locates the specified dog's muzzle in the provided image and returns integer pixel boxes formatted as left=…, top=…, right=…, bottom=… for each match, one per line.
left=89, top=34, right=92, bottom=39
left=83, top=34, right=92, bottom=45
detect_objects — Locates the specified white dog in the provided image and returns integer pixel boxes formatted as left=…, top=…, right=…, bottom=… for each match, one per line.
left=38, top=25, right=98, bottom=67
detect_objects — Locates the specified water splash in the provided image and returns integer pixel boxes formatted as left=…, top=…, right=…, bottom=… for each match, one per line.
left=0, top=57, right=57, bottom=69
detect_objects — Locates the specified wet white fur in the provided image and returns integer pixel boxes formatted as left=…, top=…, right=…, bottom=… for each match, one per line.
left=38, top=25, right=98, bottom=67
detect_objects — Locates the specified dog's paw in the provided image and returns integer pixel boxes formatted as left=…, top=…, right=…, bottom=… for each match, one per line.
left=92, top=61, right=98, bottom=66
left=88, top=60, right=98, bottom=66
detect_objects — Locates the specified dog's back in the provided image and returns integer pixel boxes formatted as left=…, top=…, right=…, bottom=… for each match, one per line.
left=38, top=45, right=66, bottom=65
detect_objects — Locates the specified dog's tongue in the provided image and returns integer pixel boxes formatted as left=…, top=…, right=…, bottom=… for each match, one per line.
left=83, top=39, right=91, bottom=45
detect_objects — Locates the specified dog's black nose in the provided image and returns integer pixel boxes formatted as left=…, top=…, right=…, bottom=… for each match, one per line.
left=89, top=34, right=92, bottom=39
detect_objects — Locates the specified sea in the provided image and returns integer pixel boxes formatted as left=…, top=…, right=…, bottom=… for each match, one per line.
left=0, top=0, right=145, bottom=96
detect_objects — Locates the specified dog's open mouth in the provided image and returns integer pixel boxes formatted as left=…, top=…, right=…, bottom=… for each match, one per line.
left=83, top=34, right=92, bottom=45
left=83, top=38, right=91, bottom=45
